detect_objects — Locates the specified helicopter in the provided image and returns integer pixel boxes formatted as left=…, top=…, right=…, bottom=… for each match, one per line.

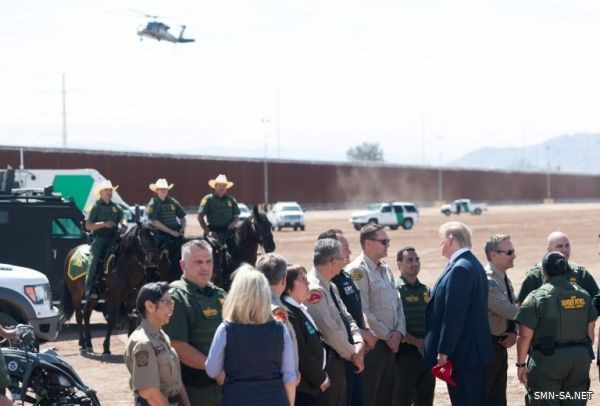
left=133, top=11, right=195, bottom=43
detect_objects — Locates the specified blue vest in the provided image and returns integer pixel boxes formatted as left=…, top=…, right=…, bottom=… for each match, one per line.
left=223, top=321, right=287, bottom=406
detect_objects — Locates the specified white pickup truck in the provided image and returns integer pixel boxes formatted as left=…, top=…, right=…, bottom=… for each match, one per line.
left=441, top=199, right=487, bottom=216
left=0, top=263, right=61, bottom=342
left=350, top=202, right=420, bottom=231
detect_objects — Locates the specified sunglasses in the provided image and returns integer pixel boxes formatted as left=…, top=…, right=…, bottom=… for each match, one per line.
left=495, top=249, right=515, bottom=256
left=368, top=238, right=390, bottom=246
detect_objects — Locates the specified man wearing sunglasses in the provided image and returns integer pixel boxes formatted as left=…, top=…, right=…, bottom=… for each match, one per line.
left=517, top=231, right=598, bottom=304
left=347, top=224, right=406, bottom=406
left=393, top=247, right=435, bottom=406
left=484, top=234, right=519, bottom=406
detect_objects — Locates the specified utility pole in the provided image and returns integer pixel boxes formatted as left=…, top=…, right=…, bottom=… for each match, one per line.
left=62, top=73, right=67, bottom=147
left=276, top=94, right=281, bottom=159
left=437, top=135, right=444, bottom=202
left=262, top=118, right=270, bottom=207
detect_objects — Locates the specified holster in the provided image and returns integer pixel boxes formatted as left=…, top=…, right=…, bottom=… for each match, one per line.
left=538, top=336, right=555, bottom=356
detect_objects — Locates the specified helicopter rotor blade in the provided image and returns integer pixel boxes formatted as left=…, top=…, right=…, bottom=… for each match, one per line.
left=128, top=8, right=162, bottom=19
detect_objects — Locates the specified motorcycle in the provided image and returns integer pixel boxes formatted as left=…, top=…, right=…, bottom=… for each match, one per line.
left=1, top=324, right=100, bottom=405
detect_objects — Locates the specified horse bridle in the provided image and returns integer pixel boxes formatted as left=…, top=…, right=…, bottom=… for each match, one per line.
left=134, top=226, right=160, bottom=269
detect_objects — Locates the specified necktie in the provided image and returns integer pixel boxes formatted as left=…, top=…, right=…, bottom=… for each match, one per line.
left=329, top=285, right=353, bottom=343
left=504, top=275, right=516, bottom=332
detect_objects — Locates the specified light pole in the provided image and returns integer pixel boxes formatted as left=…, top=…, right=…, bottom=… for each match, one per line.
left=437, top=135, right=444, bottom=202
left=262, top=118, right=270, bottom=208
left=545, top=145, right=551, bottom=200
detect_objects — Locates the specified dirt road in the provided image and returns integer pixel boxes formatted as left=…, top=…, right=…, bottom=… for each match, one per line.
left=46, top=203, right=600, bottom=405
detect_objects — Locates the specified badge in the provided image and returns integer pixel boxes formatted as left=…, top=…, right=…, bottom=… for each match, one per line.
left=147, top=206, right=153, bottom=215
left=227, top=200, right=232, bottom=208
left=171, top=204, right=175, bottom=210
left=305, top=321, right=316, bottom=335
left=423, top=292, right=430, bottom=302
left=7, top=361, right=18, bottom=372
left=202, top=307, right=218, bottom=317
left=343, top=284, right=355, bottom=295
left=273, top=307, right=288, bottom=323
left=135, top=350, right=149, bottom=367
left=307, top=290, right=322, bottom=304
left=351, top=269, right=363, bottom=281
left=112, top=207, right=117, bottom=213
left=219, top=298, right=225, bottom=306
left=569, top=277, right=577, bottom=285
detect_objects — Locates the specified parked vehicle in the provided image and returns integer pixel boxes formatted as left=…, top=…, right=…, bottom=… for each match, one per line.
left=441, top=199, right=487, bottom=216
left=0, top=263, right=61, bottom=342
left=268, top=202, right=305, bottom=231
left=238, top=203, right=252, bottom=223
left=350, top=202, right=419, bottom=231
left=1, top=324, right=100, bottom=405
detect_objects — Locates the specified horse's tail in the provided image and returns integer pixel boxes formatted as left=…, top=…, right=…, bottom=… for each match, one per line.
left=60, top=279, right=75, bottom=323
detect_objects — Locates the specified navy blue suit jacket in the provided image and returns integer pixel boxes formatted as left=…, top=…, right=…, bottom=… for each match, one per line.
left=423, top=250, right=493, bottom=370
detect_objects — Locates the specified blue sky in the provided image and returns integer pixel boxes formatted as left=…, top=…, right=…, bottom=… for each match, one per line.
left=2, top=0, right=600, bottom=165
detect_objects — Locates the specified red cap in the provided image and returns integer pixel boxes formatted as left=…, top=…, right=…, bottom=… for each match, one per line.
left=431, top=360, right=458, bottom=387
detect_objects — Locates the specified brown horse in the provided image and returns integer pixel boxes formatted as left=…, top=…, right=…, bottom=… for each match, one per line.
left=211, top=205, right=276, bottom=290
left=61, top=222, right=162, bottom=355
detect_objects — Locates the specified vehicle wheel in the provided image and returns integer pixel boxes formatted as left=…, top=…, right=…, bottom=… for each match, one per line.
left=368, top=219, right=378, bottom=225
left=293, top=226, right=298, bottom=231
left=402, top=218, right=414, bottom=230
left=353, top=224, right=362, bottom=231
left=300, top=225, right=305, bottom=231
left=474, top=208, right=482, bottom=215
left=0, top=312, right=19, bottom=347
left=389, top=225, right=399, bottom=230
left=442, top=210, right=451, bottom=216
left=277, top=226, right=282, bottom=231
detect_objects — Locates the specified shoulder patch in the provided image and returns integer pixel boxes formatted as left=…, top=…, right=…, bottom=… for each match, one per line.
left=135, top=350, right=149, bottom=367
left=273, top=307, right=289, bottom=323
left=200, top=196, right=208, bottom=207
left=351, top=269, right=363, bottom=281
left=307, top=290, right=322, bottom=304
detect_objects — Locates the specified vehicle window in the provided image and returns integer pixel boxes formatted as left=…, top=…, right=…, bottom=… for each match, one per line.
left=281, top=205, right=301, bottom=211
left=0, top=210, right=7, bottom=224
left=393, top=205, right=404, bottom=213
left=381, top=205, right=392, bottom=213
left=367, top=203, right=381, bottom=211
left=51, top=217, right=81, bottom=239
left=405, top=205, right=417, bottom=213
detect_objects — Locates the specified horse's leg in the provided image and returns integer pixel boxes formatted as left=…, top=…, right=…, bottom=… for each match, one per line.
left=83, top=299, right=94, bottom=352
left=102, top=294, right=120, bottom=356
left=74, top=303, right=85, bottom=353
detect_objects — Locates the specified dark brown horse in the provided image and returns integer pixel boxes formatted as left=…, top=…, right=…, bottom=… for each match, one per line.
left=211, top=205, right=276, bottom=290
left=61, top=222, right=163, bottom=355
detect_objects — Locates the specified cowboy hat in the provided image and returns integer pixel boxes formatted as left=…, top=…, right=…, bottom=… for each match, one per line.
left=149, top=178, right=174, bottom=192
left=208, top=174, right=234, bottom=189
left=94, top=180, right=118, bottom=197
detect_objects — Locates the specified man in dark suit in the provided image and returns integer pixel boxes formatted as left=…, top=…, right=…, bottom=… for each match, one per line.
left=424, top=222, right=493, bottom=405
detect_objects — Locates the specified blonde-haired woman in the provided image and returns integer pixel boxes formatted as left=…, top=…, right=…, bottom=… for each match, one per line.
left=205, top=265, right=296, bottom=406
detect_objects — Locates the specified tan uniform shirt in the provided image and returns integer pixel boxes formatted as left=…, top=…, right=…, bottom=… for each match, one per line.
left=271, top=293, right=300, bottom=377
left=124, top=318, right=182, bottom=401
left=347, top=253, right=406, bottom=340
left=305, top=267, right=364, bottom=361
left=486, top=263, right=519, bottom=336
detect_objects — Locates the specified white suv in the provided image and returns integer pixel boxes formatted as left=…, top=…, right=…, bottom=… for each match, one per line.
left=350, top=202, right=419, bottom=231
left=268, top=202, right=305, bottom=231
left=0, top=263, right=61, bottom=342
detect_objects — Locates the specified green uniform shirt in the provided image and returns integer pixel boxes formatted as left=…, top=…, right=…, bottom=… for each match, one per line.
left=197, top=193, right=240, bottom=231
left=87, top=199, right=124, bottom=238
left=163, top=277, right=226, bottom=356
left=517, top=261, right=599, bottom=304
left=147, top=196, right=186, bottom=232
left=396, top=276, right=430, bottom=339
left=516, top=276, right=597, bottom=345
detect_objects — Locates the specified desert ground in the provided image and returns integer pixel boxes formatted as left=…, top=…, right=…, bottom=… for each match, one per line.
left=45, top=203, right=600, bottom=405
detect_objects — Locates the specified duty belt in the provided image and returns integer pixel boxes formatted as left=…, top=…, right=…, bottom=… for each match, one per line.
left=136, top=394, right=179, bottom=405
left=532, top=341, right=586, bottom=351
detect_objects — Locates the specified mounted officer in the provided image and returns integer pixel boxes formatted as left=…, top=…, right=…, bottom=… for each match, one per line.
left=84, top=180, right=127, bottom=300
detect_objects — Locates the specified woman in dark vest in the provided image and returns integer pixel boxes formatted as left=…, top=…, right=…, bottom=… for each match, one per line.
left=282, top=265, right=330, bottom=406
left=205, top=265, right=296, bottom=406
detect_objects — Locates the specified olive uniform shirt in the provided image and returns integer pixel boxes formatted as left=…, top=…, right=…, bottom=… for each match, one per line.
left=147, top=196, right=186, bottom=232
left=348, top=253, right=407, bottom=340
left=517, top=261, right=599, bottom=304
left=305, top=267, right=364, bottom=361
left=164, top=278, right=226, bottom=357
left=87, top=199, right=124, bottom=238
left=396, top=276, right=430, bottom=339
left=486, top=264, right=519, bottom=336
left=197, top=193, right=240, bottom=231
left=124, top=318, right=183, bottom=402
left=516, top=276, right=597, bottom=346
